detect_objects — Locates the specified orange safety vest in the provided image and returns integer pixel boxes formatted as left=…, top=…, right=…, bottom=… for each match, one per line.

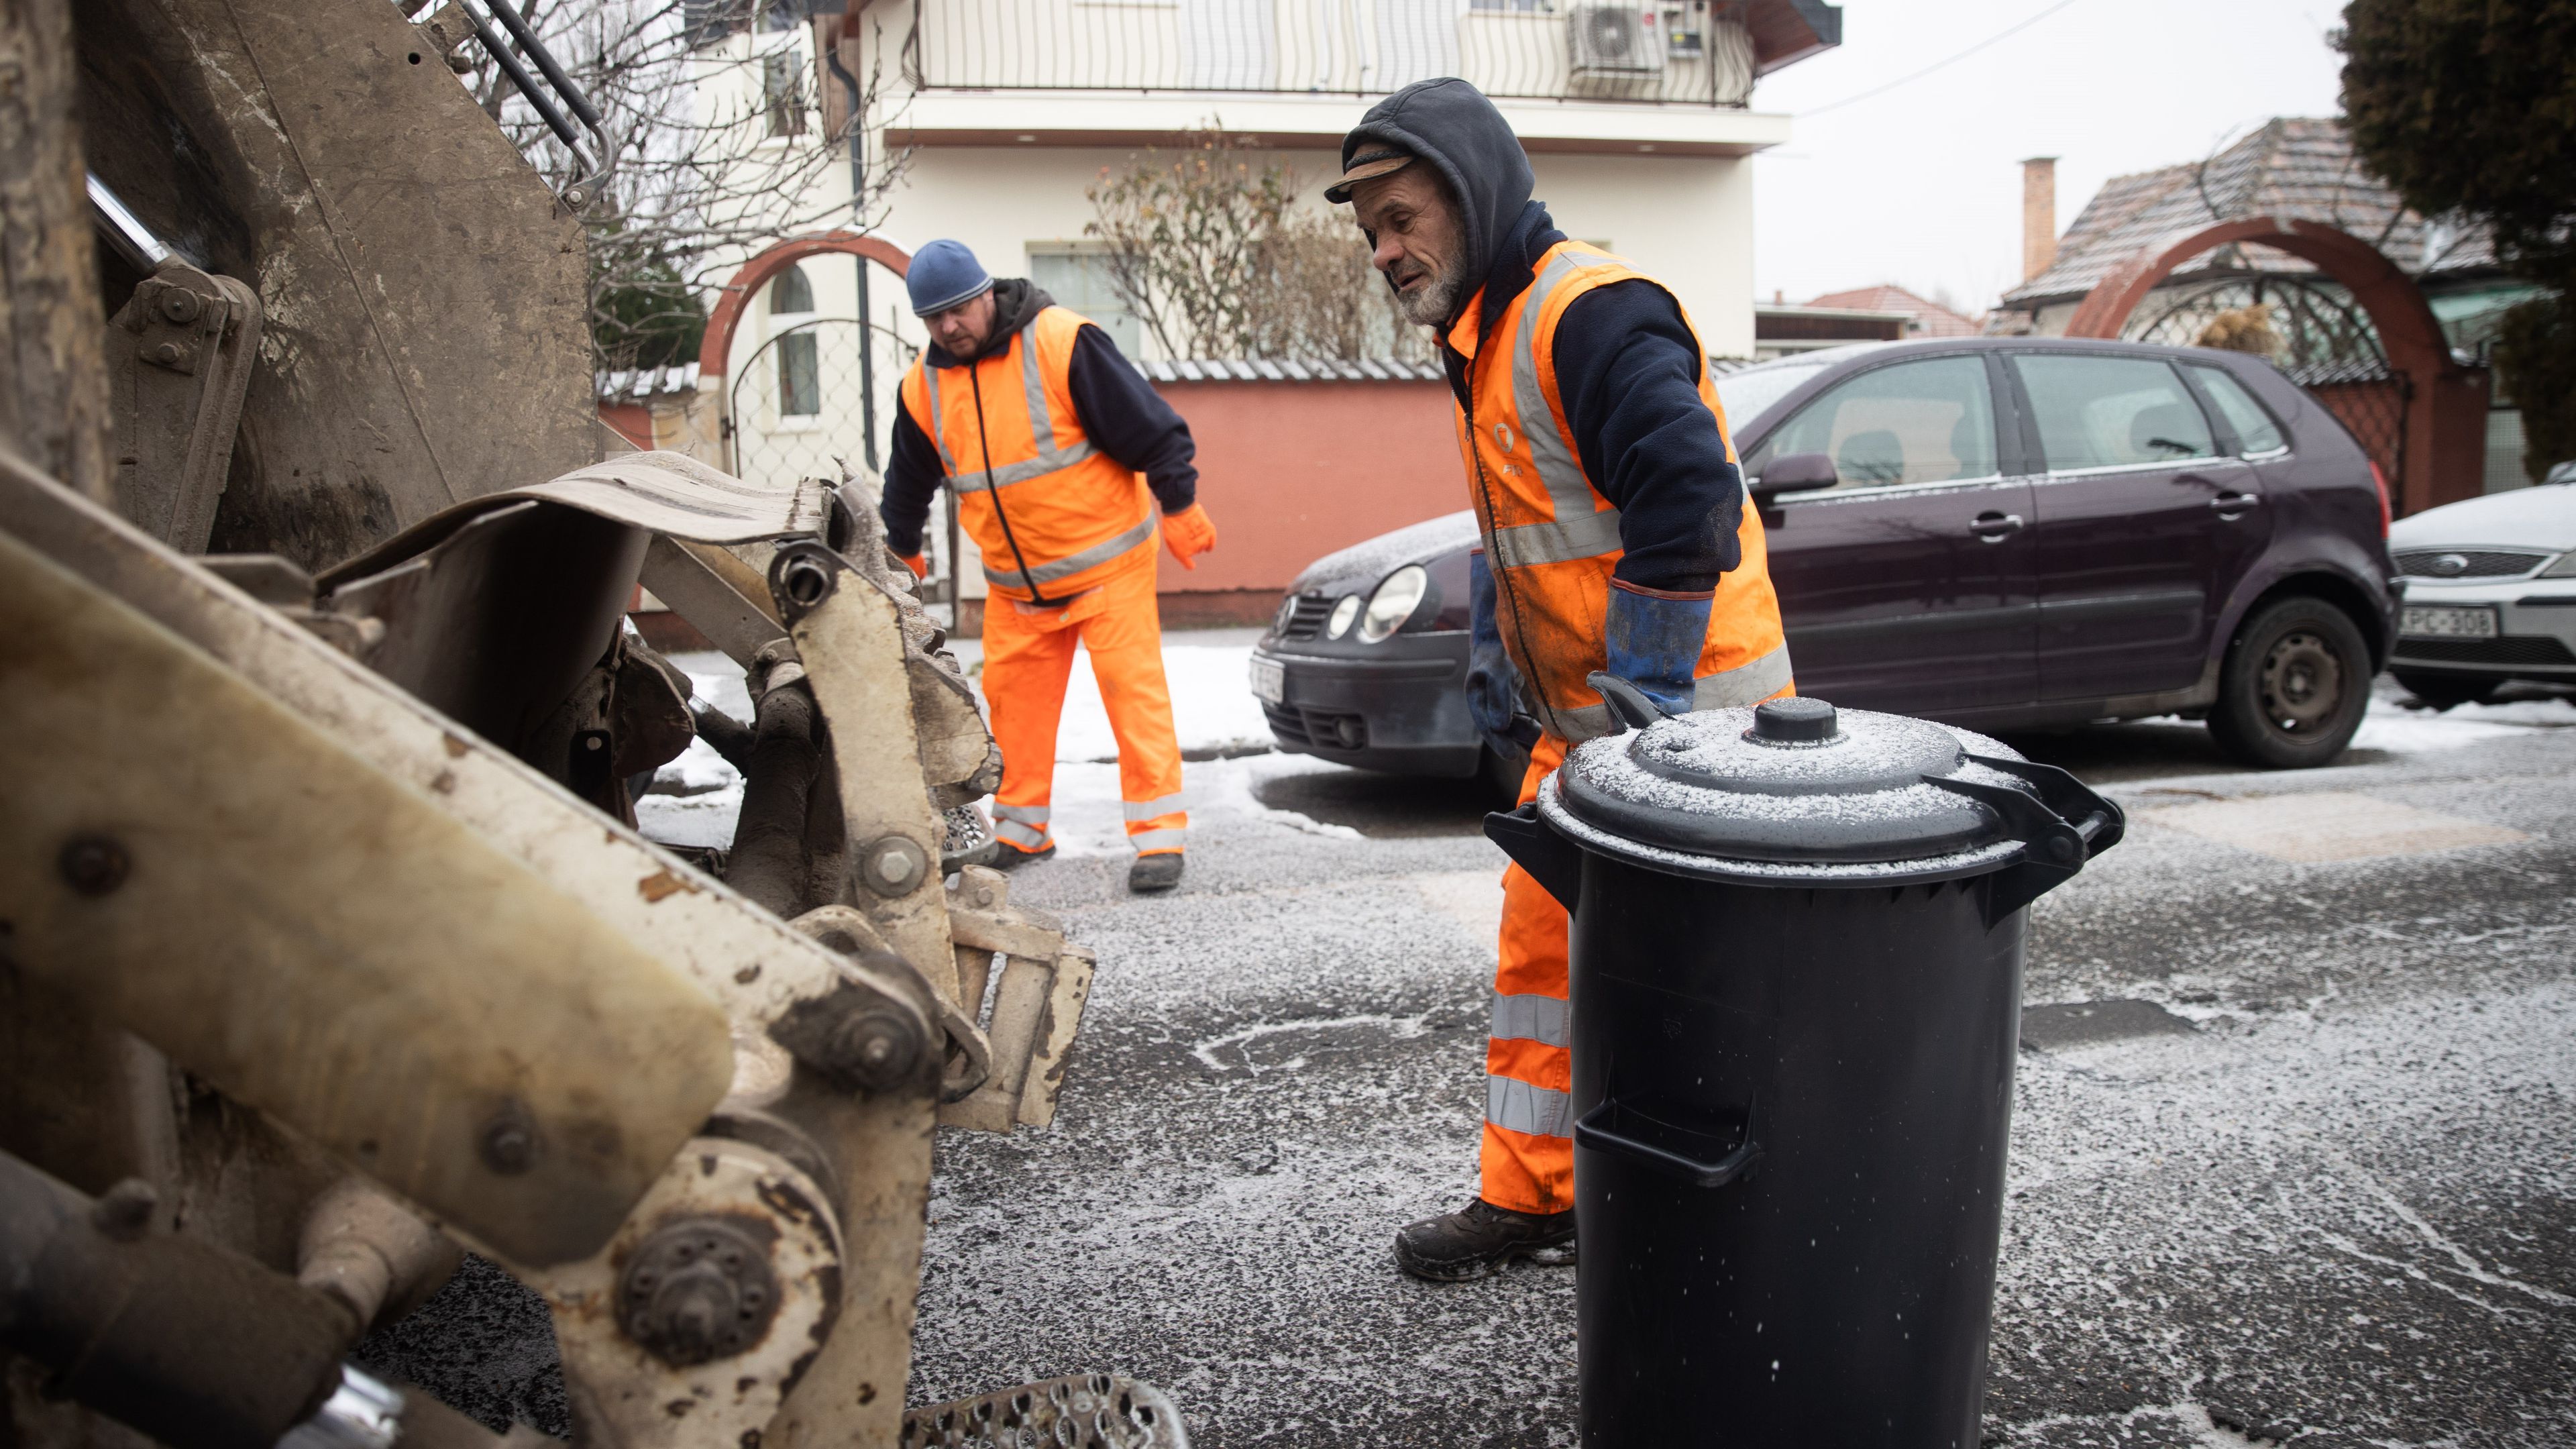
left=1446, top=241, right=1792, bottom=742
left=899, top=306, right=1157, bottom=602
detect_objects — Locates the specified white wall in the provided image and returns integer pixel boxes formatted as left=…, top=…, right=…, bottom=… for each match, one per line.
left=1532, top=152, right=1754, bottom=358
left=878, top=145, right=1758, bottom=358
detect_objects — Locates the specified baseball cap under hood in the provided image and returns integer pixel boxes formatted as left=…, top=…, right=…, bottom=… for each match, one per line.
left=1332, top=78, right=1534, bottom=301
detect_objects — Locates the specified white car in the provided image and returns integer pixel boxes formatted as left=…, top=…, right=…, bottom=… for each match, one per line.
left=2385, top=466, right=2576, bottom=706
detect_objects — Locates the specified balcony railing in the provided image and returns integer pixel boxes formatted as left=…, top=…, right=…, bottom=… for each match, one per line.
left=904, top=0, right=1757, bottom=107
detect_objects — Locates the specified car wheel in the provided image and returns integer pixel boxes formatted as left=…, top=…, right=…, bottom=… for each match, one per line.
left=2209, top=596, right=2372, bottom=769
left=2390, top=669, right=2500, bottom=711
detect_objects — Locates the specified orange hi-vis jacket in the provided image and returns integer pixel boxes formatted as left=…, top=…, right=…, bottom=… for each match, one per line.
left=1446, top=241, right=1792, bottom=741
left=899, top=306, right=1159, bottom=602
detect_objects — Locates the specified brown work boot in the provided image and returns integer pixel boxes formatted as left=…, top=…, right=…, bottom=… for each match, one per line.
left=1392, top=1197, right=1576, bottom=1283
left=989, top=840, right=1056, bottom=870
left=1127, top=852, right=1184, bottom=894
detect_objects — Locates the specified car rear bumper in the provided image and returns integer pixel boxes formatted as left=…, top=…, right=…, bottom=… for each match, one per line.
left=1252, top=634, right=1481, bottom=777
left=2388, top=579, right=2576, bottom=680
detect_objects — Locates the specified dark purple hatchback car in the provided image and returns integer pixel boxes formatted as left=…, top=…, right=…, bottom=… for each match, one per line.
left=1250, top=337, right=2399, bottom=777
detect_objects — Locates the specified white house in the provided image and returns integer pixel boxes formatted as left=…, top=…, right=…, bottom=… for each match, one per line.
left=684, top=0, right=1839, bottom=612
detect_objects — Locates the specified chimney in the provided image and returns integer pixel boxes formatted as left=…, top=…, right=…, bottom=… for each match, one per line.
left=2021, top=157, right=2058, bottom=282
left=1773, top=289, right=1784, bottom=305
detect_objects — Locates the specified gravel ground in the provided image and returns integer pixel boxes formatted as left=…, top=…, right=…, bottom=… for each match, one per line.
left=382, top=664, right=2576, bottom=1448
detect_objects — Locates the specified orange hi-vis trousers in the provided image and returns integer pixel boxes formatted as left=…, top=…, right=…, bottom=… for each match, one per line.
left=981, top=553, right=1187, bottom=857
left=1483, top=733, right=1574, bottom=1215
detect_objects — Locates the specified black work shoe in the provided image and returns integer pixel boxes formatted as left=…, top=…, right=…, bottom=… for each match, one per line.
left=1393, top=1198, right=1576, bottom=1283
left=1128, top=853, right=1184, bottom=894
left=989, top=840, right=1056, bottom=870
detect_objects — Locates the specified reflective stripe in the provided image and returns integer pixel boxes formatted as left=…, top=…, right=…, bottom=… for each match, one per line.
left=995, top=818, right=1048, bottom=849
left=920, top=323, right=1102, bottom=489
left=983, top=515, right=1156, bottom=588
left=1693, top=643, right=1795, bottom=709
left=949, top=441, right=1099, bottom=492
left=1551, top=701, right=1620, bottom=743
left=1488, top=507, right=1624, bottom=569
left=1489, top=991, right=1570, bottom=1048
left=1128, top=826, right=1187, bottom=851
left=1485, top=1075, right=1574, bottom=1139
left=1122, top=792, right=1189, bottom=822
left=1505, top=248, right=1623, bottom=559
left=993, top=803, right=1050, bottom=824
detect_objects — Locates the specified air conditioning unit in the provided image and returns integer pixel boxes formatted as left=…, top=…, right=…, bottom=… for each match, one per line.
left=1568, top=4, right=1666, bottom=76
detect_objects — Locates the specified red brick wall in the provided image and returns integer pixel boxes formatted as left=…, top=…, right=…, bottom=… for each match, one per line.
left=1148, top=379, right=1465, bottom=602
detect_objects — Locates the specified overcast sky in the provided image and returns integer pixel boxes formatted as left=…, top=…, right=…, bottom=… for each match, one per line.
left=1748, top=0, right=2353, bottom=315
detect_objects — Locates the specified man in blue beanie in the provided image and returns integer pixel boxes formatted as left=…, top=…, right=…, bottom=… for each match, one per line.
left=881, top=240, right=1218, bottom=895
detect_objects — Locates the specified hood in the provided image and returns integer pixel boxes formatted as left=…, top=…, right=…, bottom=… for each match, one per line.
left=924, top=278, right=1055, bottom=368
left=2388, top=478, right=2576, bottom=554
left=1339, top=78, right=1534, bottom=305
left=1290, top=511, right=1479, bottom=594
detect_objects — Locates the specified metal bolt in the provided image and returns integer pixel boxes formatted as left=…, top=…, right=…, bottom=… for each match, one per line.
left=158, top=288, right=202, bottom=325
left=618, top=1218, right=778, bottom=1367
left=59, top=835, right=130, bottom=896
left=828, top=1009, right=920, bottom=1091
left=480, top=1110, right=538, bottom=1175
left=146, top=341, right=184, bottom=366
left=860, top=835, right=928, bottom=898
left=562, top=186, right=588, bottom=209
left=91, top=1179, right=158, bottom=1240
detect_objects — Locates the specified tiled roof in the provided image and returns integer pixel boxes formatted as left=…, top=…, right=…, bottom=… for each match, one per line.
left=596, top=364, right=700, bottom=401
left=1804, top=285, right=1985, bottom=337
left=1130, top=358, right=1444, bottom=382
left=2002, top=118, right=2498, bottom=309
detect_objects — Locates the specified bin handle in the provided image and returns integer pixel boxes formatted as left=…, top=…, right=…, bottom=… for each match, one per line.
left=1573, top=1098, right=1763, bottom=1189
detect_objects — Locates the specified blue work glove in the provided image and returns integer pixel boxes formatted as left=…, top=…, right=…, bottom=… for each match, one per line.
left=1466, top=550, right=1539, bottom=751
left=1604, top=582, right=1714, bottom=717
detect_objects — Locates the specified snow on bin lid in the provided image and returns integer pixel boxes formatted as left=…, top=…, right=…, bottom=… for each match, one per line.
left=1552, top=696, right=2037, bottom=868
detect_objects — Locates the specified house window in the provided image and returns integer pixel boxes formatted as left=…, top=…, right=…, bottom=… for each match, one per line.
left=1028, top=246, right=1144, bottom=356
left=771, top=264, right=820, bottom=417
left=762, top=50, right=807, bottom=138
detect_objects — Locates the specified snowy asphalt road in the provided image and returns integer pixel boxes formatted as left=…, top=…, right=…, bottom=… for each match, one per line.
left=902, top=666, right=2576, bottom=1449
left=392, top=637, right=2576, bottom=1448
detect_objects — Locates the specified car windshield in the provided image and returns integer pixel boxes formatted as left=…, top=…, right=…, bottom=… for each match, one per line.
left=1713, top=360, right=1830, bottom=432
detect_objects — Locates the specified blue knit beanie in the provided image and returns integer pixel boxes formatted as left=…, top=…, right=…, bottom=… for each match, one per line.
left=906, top=239, right=993, bottom=317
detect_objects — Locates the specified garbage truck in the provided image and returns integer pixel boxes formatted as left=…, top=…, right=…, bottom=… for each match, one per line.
left=0, top=1, right=1181, bottom=1444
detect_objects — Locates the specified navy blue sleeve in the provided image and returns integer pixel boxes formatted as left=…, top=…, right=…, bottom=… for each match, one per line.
left=1063, top=325, right=1199, bottom=513
left=878, top=405, right=945, bottom=557
left=1550, top=280, right=1743, bottom=594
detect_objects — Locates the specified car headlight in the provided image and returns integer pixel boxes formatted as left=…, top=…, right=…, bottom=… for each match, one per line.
left=2544, top=551, right=2576, bottom=578
left=1326, top=594, right=1361, bottom=639
left=1358, top=564, right=1428, bottom=643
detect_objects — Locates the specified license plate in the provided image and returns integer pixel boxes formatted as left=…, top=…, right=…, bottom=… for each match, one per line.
left=1248, top=655, right=1285, bottom=704
left=2400, top=604, right=2498, bottom=639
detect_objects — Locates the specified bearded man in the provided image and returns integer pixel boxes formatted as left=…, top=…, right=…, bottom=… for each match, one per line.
left=1326, top=78, right=1794, bottom=1282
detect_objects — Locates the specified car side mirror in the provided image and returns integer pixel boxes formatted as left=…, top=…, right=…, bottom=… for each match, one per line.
left=1752, top=451, right=1837, bottom=499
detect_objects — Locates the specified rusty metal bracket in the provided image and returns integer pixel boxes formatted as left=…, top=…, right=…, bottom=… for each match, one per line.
left=939, top=867, right=1096, bottom=1134
left=103, top=258, right=261, bottom=553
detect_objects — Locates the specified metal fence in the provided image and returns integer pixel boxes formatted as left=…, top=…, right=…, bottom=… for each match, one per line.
left=728, top=318, right=972, bottom=604
left=904, top=0, right=1755, bottom=105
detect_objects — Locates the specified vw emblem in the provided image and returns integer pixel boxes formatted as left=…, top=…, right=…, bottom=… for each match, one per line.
left=1493, top=421, right=1515, bottom=451
left=2432, top=553, right=2470, bottom=577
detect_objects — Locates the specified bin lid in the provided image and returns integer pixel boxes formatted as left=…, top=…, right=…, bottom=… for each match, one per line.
left=1550, top=696, right=2043, bottom=873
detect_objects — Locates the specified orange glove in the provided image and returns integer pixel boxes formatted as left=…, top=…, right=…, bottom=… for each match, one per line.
left=898, top=552, right=928, bottom=580
left=1161, top=503, right=1217, bottom=571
